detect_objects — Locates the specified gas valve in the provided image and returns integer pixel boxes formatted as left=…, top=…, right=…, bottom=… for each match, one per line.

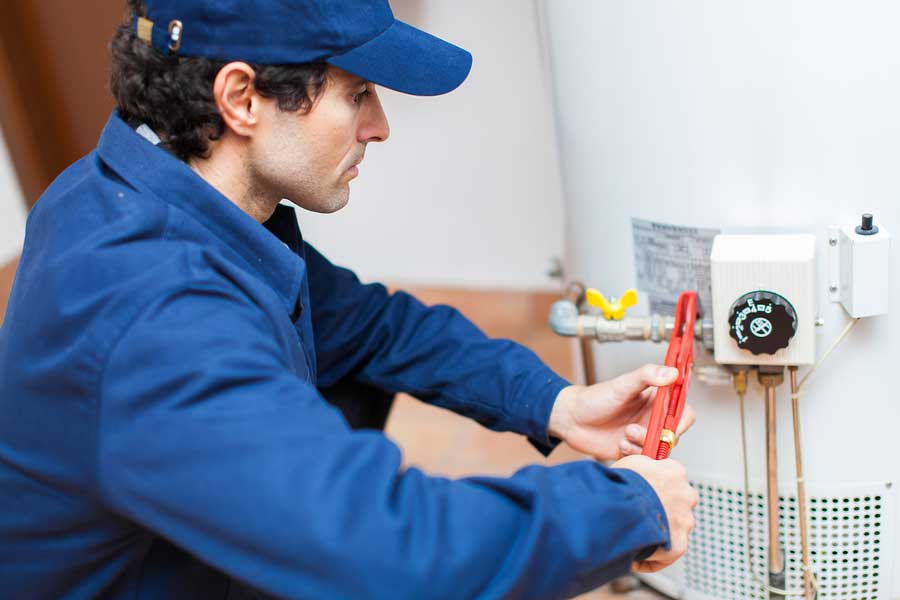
left=585, top=288, right=637, bottom=320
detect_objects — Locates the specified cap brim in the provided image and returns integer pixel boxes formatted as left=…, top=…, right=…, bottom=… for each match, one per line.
left=326, top=20, right=472, bottom=96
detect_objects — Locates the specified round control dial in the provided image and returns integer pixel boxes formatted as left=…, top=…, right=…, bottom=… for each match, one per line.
left=727, top=291, right=797, bottom=355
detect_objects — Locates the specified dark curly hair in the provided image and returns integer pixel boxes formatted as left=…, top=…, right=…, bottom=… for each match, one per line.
left=110, top=0, right=329, bottom=161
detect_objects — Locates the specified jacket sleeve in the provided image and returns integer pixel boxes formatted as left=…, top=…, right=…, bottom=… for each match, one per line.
left=97, top=281, right=669, bottom=600
left=305, top=243, right=569, bottom=450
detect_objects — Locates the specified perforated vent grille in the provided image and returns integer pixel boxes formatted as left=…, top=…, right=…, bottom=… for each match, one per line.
left=685, top=481, right=889, bottom=600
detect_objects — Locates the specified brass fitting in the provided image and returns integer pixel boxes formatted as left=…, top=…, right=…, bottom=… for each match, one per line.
left=660, top=428, right=677, bottom=449
left=732, top=369, right=748, bottom=396
left=757, top=366, right=785, bottom=388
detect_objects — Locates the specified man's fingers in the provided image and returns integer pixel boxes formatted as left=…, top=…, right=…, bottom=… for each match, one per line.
left=612, top=364, right=678, bottom=398
left=618, top=438, right=644, bottom=456
left=625, top=423, right=646, bottom=445
left=632, top=560, right=666, bottom=573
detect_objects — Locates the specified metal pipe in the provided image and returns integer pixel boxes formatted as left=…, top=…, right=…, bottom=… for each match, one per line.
left=563, top=281, right=599, bottom=386
left=765, top=383, right=783, bottom=577
left=551, top=301, right=714, bottom=348
left=757, top=367, right=786, bottom=598
left=562, top=281, right=585, bottom=306
left=579, top=337, right=597, bottom=386
left=548, top=300, right=580, bottom=337
left=549, top=299, right=713, bottom=345
left=789, top=366, right=814, bottom=600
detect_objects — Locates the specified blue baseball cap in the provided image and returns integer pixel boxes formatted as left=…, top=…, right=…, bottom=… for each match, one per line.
left=133, top=0, right=472, bottom=96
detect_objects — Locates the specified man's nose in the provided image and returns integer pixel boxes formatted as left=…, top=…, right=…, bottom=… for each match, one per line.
left=358, top=88, right=390, bottom=143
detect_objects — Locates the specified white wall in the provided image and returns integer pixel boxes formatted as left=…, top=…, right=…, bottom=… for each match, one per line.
left=295, top=0, right=566, bottom=290
left=0, top=125, right=27, bottom=264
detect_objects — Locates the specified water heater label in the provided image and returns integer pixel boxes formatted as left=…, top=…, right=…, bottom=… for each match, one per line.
left=632, top=218, right=719, bottom=316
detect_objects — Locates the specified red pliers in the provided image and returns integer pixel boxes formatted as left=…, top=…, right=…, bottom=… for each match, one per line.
left=642, top=291, right=698, bottom=460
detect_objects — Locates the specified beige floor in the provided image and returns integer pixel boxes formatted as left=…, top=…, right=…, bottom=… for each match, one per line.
left=383, top=287, right=666, bottom=600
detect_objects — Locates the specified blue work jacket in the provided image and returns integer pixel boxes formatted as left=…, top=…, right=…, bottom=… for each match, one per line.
left=0, top=112, right=669, bottom=599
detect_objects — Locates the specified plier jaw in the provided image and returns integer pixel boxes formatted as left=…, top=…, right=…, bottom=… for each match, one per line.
left=642, top=291, right=699, bottom=460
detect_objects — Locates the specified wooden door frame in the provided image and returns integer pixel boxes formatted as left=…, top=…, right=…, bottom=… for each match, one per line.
left=0, top=2, right=84, bottom=209
left=0, top=26, right=29, bottom=323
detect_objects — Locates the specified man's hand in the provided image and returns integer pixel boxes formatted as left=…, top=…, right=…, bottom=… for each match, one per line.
left=547, top=364, right=696, bottom=462
left=612, top=454, right=699, bottom=572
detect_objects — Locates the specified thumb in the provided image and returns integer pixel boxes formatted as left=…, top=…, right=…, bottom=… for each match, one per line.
left=613, top=364, right=678, bottom=396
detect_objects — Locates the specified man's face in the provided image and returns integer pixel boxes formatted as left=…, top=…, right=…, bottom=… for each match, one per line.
left=249, top=66, right=390, bottom=214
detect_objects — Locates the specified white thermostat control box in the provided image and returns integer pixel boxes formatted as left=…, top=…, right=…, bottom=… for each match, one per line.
left=828, top=216, right=890, bottom=318
left=710, top=234, right=816, bottom=366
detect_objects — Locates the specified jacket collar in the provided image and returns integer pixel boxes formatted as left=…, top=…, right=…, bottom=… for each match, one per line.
left=96, top=111, right=304, bottom=315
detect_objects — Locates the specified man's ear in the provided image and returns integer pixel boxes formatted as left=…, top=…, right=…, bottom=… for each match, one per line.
left=212, top=62, right=263, bottom=138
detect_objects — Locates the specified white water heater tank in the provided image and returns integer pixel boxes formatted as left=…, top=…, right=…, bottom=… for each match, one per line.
left=540, top=1, right=898, bottom=598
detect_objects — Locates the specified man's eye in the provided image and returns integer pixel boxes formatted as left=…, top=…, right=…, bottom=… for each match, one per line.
left=352, top=90, right=370, bottom=104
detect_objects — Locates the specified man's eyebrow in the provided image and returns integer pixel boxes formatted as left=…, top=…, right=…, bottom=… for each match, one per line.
left=343, top=76, right=369, bottom=89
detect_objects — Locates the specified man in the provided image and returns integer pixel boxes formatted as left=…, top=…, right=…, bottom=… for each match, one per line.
left=0, top=0, right=698, bottom=598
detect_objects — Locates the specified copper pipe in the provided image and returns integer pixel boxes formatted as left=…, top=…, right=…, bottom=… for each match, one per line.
left=579, top=337, right=597, bottom=386
left=764, top=382, right=784, bottom=578
left=789, top=366, right=814, bottom=600
left=563, top=281, right=597, bottom=385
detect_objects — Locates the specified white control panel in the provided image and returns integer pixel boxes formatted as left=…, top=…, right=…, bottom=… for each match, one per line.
left=710, top=234, right=816, bottom=366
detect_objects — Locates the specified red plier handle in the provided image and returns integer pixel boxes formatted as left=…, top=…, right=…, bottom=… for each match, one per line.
left=641, top=291, right=698, bottom=460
